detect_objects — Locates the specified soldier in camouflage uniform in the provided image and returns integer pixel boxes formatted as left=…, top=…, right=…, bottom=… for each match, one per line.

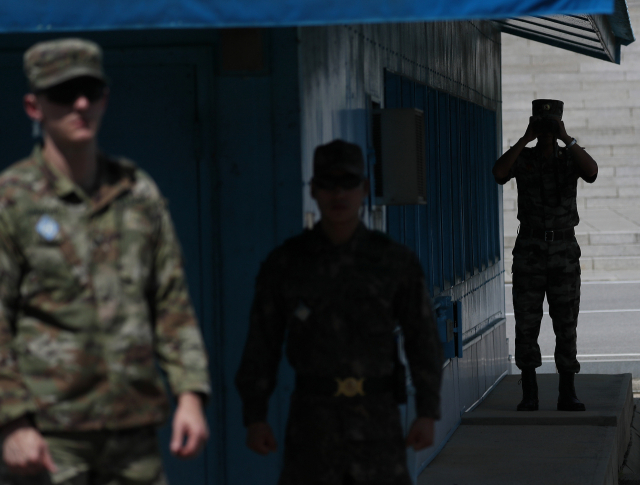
left=0, top=39, right=211, bottom=484
left=493, top=99, right=598, bottom=412
left=236, top=140, right=443, bottom=484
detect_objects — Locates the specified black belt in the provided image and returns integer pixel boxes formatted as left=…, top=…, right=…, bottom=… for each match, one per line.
left=519, top=226, right=574, bottom=242
left=295, top=375, right=394, bottom=398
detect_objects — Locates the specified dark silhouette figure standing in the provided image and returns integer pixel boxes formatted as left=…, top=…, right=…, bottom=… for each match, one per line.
left=493, top=100, right=598, bottom=412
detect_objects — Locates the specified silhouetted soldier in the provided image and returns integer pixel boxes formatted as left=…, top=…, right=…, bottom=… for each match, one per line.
left=236, top=139, right=443, bottom=484
left=493, top=99, right=598, bottom=412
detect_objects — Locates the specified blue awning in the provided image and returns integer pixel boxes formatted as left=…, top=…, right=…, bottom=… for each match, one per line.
left=0, top=0, right=615, bottom=32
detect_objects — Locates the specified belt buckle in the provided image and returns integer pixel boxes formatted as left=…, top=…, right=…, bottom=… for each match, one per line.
left=334, top=377, right=365, bottom=397
left=544, top=230, right=554, bottom=242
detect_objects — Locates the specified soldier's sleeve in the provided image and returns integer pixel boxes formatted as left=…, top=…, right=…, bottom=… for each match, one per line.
left=395, top=252, right=443, bottom=420
left=235, top=257, right=287, bottom=426
left=0, top=209, right=39, bottom=426
left=151, top=201, right=211, bottom=399
left=569, top=150, right=598, bottom=184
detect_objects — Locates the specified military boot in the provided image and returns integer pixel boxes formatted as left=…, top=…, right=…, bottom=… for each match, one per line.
left=557, top=373, right=586, bottom=411
left=517, top=369, right=539, bottom=411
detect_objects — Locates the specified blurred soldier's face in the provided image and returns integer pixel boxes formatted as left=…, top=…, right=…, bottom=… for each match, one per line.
left=312, top=170, right=369, bottom=225
left=24, top=76, right=108, bottom=147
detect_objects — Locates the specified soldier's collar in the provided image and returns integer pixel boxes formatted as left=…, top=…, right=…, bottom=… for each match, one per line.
left=33, top=143, right=80, bottom=200
left=34, top=144, right=134, bottom=205
left=311, top=220, right=367, bottom=250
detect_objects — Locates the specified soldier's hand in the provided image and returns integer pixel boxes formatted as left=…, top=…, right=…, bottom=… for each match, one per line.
left=406, top=417, right=435, bottom=451
left=2, top=418, right=57, bottom=475
left=246, top=422, right=277, bottom=455
left=522, top=116, right=540, bottom=144
left=170, top=392, right=209, bottom=459
left=556, top=120, right=571, bottom=145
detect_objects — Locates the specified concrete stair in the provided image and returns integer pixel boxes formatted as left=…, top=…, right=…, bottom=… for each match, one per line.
left=420, top=374, right=634, bottom=485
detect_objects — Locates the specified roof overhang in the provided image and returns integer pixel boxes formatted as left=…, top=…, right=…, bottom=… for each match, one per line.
left=495, top=0, right=635, bottom=63
left=0, top=0, right=619, bottom=33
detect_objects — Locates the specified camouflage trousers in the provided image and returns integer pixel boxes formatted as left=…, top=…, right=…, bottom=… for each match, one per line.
left=278, top=394, right=411, bottom=485
left=512, top=234, right=581, bottom=373
left=1, top=426, right=167, bottom=485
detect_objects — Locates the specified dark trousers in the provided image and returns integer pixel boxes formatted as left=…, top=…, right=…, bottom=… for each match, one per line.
left=512, top=234, right=581, bottom=373
left=278, top=394, right=412, bottom=485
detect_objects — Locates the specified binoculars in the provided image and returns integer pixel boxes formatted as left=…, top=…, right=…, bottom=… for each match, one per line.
left=532, top=117, right=559, bottom=135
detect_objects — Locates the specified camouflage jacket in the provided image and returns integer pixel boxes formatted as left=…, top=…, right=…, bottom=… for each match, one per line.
left=235, top=223, right=443, bottom=426
left=0, top=145, right=210, bottom=431
left=507, top=145, right=597, bottom=230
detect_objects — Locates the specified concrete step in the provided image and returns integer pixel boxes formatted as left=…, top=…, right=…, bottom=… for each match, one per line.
left=580, top=245, right=640, bottom=257
left=503, top=191, right=640, bottom=203
left=420, top=374, right=633, bottom=485
left=503, top=188, right=624, bottom=200
left=504, top=255, right=640, bottom=272
left=592, top=257, right=640, bottom=271
left=619, top=401, right=640, bottom=485
left=505, top=232, right=640, bottom=249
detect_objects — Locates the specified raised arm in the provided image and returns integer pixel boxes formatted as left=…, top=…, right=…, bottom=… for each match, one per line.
left=492, top=117, right=538, bottom=184
left=557, top=120, right=598, bottom=181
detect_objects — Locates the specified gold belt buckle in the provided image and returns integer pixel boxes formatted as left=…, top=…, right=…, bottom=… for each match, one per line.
left=334, top=377, right=365, bottom=397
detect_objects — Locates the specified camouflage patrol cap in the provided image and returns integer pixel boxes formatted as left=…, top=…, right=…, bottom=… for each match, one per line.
left=24, top=38, right=107, bottom=91
left=532, top=99, right=563, bottom=119
left=313, top=140, right=365, bottom=178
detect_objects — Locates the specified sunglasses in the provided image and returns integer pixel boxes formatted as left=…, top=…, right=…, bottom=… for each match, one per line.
left=313, top=174, right=364, bottom=191
left=39, top=77, right=107, bottom=105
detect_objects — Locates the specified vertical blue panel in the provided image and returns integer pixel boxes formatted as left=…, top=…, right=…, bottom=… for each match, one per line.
left=459, top=100, right=473, bottom=278
left=385, top=69, right=402, bottom=109
left=477, top=105, right=488, bottom=270
left=489, top=109, right=500, bottom=263
left=269, top=30, right=303, bottom=481
left=384, top=71, right=404, bottom=244
left=401, top=78, right=418, bottom=253
left=484, top=108, right=495, bottom=266
left=416, top=84, right=434, bottom=295
left=438, top=92, right=453, bottom=289
left=401, top=77, right=416, bottom=109
left=387, top=207, right=405, bottom=244
left=218, top=29, right=302, bottom=485
left=427, top=87, right=443, bottom=293
left=468, top=103, right=479, bottom=274
left=449, top=97, right=464, bottom=284
left=404, top=204, right=418, bottom=251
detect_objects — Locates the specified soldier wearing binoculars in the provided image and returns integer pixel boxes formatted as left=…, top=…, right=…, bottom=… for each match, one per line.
left=493, top=99, right=598, bottom=412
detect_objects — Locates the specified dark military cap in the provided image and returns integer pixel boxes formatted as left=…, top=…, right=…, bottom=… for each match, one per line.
left=313, top=140, right=365, bottom=178
left=532, top=99, right=563, bottom=119
left=24, top=38, right=107, bottom=91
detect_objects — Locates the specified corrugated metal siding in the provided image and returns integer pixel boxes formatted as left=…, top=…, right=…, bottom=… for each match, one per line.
left=298, top=20, right=507, bottom=479
left=300, top=20, right=500, bottom=215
